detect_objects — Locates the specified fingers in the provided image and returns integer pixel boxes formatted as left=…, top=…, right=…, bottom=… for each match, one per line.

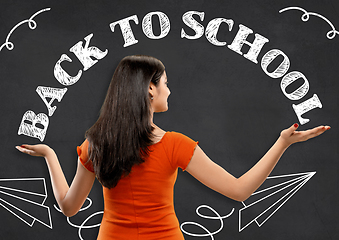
left=287, top=123, right=299, bottom=134
left=16, top=145, right=27, bottom=152
left=297, top=125, right=331, bottom=141
left=18, top=144, right=32, bottom=150
left=15, top=145, right=36, bottom=156
left=16, top=144, right=35, bottom=152
left=291, top=123, right=299, bottom=132
left=281, top=123, right=330, bottom=145
left=15, top=144, right=52, bottom=157
left=290, top=124, right=330, bottom=135
left=309, top=125, right=330, bottom=137
left=280, top=123, right=300, bottom=139
left=304, top=125, right=330, bottom=135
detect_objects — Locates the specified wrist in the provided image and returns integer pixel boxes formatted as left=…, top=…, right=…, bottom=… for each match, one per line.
left=276, top=136, right=291, bottom=150
left=44, top=147, right=56, bottom=160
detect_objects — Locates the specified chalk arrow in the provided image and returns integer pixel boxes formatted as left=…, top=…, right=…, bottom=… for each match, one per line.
left=239, top=172, right=315, bottom=232
left=0, top=178, right=52, bottom=229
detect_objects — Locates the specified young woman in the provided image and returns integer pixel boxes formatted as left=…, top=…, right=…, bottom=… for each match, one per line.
left=16, top=55, right=330, bottom=239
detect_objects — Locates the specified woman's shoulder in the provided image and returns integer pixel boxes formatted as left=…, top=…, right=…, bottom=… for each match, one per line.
left=77, top=139, right=89, bottom=157
left=166, top=132, right=197, bottom=145
left=77, top=139, right=94, bottom=173
left=152, top=126, right=187, bottom=143
left=152, top=125, right=197, bottom=145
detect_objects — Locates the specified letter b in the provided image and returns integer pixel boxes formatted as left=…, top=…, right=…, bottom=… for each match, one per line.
left=18, top=110, right=49, bottom=141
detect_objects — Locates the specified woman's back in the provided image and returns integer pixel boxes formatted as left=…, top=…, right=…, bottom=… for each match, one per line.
left=78, top=131, right=198, bottom=240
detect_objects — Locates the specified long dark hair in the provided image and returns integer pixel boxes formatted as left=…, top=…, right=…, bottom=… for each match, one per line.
left=85, top=55, right=165, bottom=189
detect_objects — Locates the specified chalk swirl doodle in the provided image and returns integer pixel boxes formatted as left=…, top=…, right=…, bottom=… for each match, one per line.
left=0, top=8, right=51, bottom=52
left=54, top=198, right=103, bottom=240
left=180, top=205, right=234, bottom=240
left=279, top=6, right=339, bottom=39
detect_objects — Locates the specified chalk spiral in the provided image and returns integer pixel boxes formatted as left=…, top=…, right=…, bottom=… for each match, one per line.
left=180, top=205, right=234, bottom=240
left=0, top=8, right=51, bottom=52
left=279, top=6, right=339, bottom=39
left=54, top=198, right=103, bottom=240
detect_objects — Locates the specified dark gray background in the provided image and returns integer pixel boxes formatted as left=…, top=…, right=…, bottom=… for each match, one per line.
left=0, top=0, right=337, bottom=239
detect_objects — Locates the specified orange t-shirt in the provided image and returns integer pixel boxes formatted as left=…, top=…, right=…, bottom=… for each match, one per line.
left=77, top=132, right=198, bottom=240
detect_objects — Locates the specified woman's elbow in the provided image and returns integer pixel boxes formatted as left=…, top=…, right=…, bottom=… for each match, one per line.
left=59, top=203, right=80, bottom=217
left=228, top=192, right=250, bottom=202
left=234, top=193, right=251, bottom=202
left=62, top=208, right=79, bottom=217
left=224, top=182, right=252, bottom=202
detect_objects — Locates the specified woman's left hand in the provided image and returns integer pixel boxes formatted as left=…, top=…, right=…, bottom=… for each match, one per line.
left=16, top=144, right=54, bottom=158
left=279, top=123, right=331, bottom=147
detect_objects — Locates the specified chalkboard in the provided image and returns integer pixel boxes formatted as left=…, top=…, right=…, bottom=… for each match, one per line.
left=1, top=0, right=337, bottom=239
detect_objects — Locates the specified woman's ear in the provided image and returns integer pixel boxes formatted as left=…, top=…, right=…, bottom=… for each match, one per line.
left=149, top=83, right=155, bottom=99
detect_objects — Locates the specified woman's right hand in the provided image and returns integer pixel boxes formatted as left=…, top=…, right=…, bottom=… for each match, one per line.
left=16, top=144, right=54, bottom=158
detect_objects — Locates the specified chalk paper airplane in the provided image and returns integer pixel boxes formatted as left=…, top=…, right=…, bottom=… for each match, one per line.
left=239, top=172, right=315, bottom=232
left=0, top=178, right=52, bottom=229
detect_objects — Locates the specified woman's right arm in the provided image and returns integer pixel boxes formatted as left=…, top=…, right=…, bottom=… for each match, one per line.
left=185, top=124, right=330, bottom=202
left=16, top=144, right=96, bottom=217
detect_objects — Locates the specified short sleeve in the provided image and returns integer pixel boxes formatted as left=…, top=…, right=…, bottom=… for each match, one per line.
left=167, top=132, right=198, bottom=170
left=77, top=139, right=94, bottom=173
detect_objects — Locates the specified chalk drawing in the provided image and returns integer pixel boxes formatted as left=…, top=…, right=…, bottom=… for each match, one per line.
left=54, top=198, right=103, bottom=240
left=279, top=6, right=339, bottom=39
left=180, top=205, right=234, bottom=240
left=0, top=178, right=52, bottom=229
left=36, top=86, right=68, bottom=117
left=18, top=110, right=49, bottom=141
left=0, top=8, right=51, bottom=52
left=142, top=11, right=171, bottom=39
left=239, top=172, right=316, bottom=232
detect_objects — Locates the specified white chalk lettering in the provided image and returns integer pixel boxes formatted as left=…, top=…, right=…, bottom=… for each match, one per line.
left=142, top=11, right=170, bottom=39
left=18, top=110, right=49, bottom=141
left=36, top=86, right=68, bottom=116
left=20, top=33, right=106, bottom=141
left=181, top=11, right=205, bottom=40
left=261, top=49, right=290, bottom=78
left=54, top=54, right=82, bottom=86
left=205, top=18, right=234, bottom=46
left=228, top=24, right=269, bottom=63
left=69, top=33, right=108, bottom=71
left=292, top=94, right=322, bottom=125
left=18, top=10, right=326, bottom=143
left=281, top=71, right=309, bottom=100
left=110, top=15, right=139, bottom=47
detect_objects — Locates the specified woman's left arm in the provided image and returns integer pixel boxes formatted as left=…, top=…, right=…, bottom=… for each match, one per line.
left=16, top=144, right=96, bottom=217
left=186, top=124, right=330, bottom=202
